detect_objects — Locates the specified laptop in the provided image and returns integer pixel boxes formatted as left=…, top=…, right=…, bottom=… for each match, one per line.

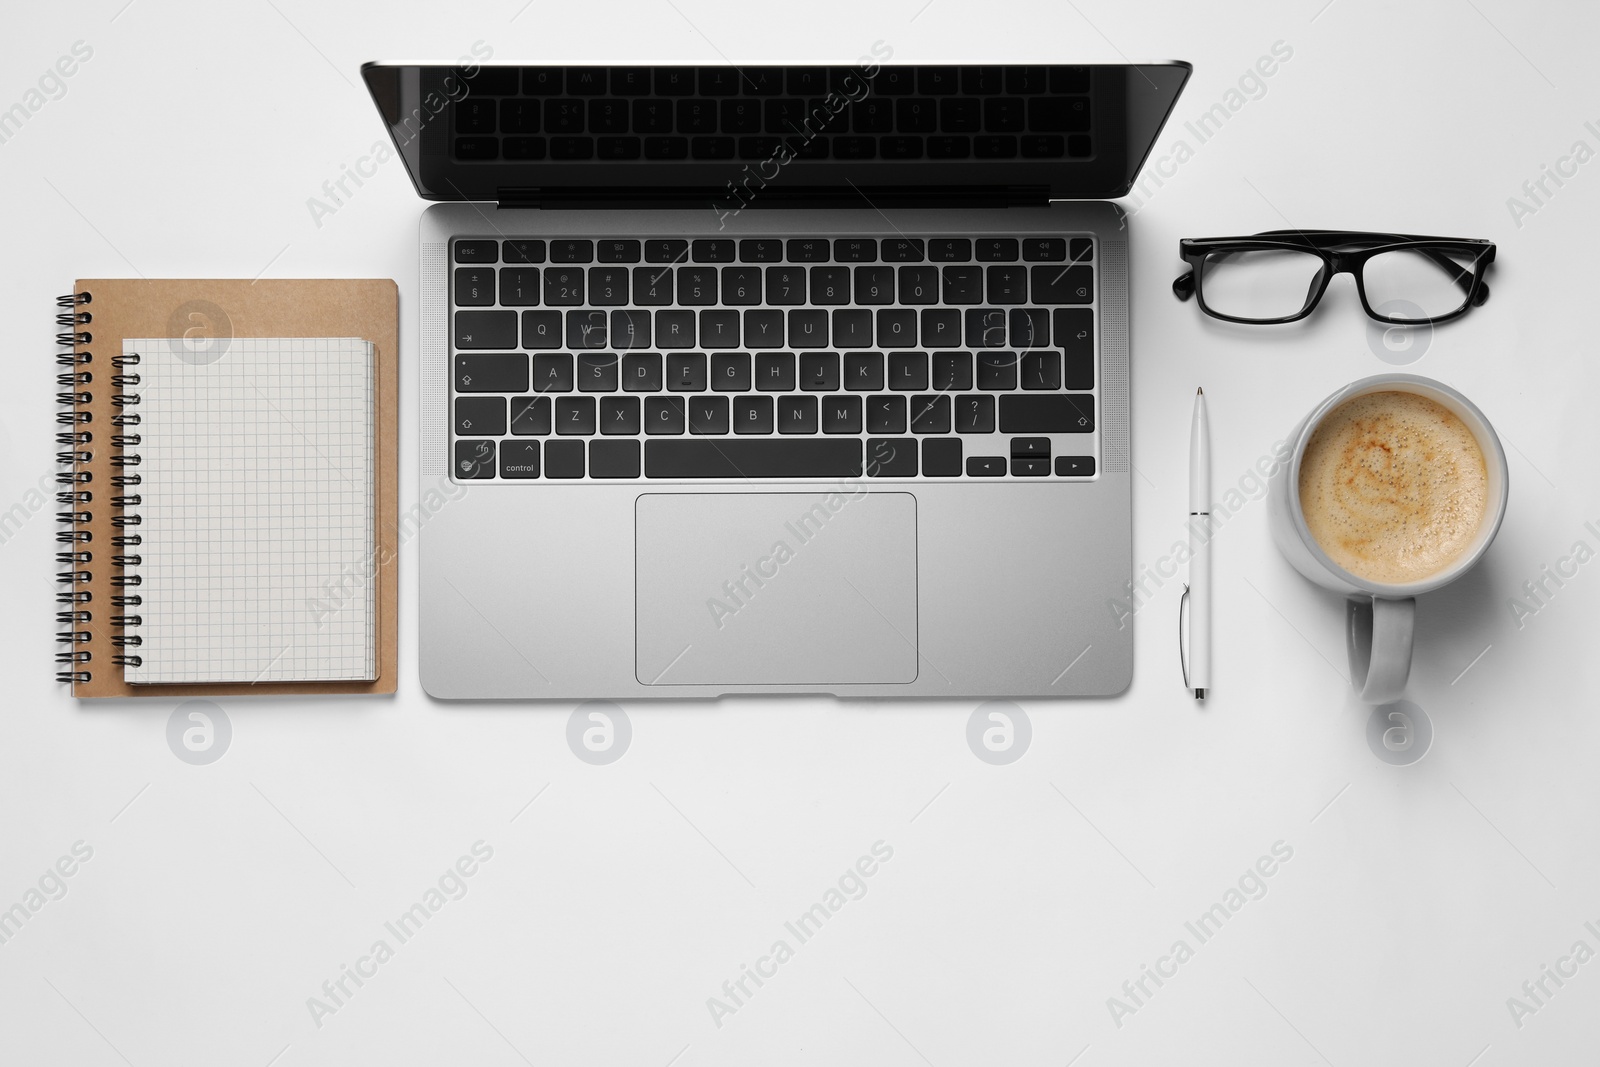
left=362, top=61, right=1190, bottom=699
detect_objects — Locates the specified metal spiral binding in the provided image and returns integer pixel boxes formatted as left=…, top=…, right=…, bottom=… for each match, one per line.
left=55, top=291, right=97, bottom=684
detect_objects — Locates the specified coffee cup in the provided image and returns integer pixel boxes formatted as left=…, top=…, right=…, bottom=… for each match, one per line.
left=1268, top=374, right=1509, bottom=703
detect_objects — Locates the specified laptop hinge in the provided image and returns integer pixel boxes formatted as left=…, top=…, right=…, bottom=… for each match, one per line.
left=495, top=185, right=1051, bottom=210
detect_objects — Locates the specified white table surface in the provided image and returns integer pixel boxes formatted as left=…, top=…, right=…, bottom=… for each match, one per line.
left=3, top=1, right=1598, bottom=1063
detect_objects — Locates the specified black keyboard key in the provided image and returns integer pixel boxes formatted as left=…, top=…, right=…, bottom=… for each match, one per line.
left=881, top=238, right=925, bottom=262
left=534, top=353, right=574, bottom=392
left=720, top=99, right=760, bottom=133
left=700, top=310, right=740, bottom=348
left=633, top=101, right=672, bottom=134
left=455, top=353, right=526, bottom=392
left=455, top=439, right=497, bottom=479
left=455, top=266, right=495, bottom=306
left=689, top=395, right=731, bottom=435
left=1056, top=455, right=1096, bottom=477
left=510, top=396, right=551, bottom=435
left=523, top=68, right=562, bottom=95
left=634, top=265, right=674, bottom=305
left=942, top=265, right=983, bottom=304
left=1030, top=96, right=1090, bottom=132
left=983, top=98, right=1025, bottom=133
left=567, top=309, right=607, bottom=349
left=550, top=239, right=594, bottom=263
left=967, top=455, right=1005, bottom=477
left=866, top=438, right=916, bottom=478
left=455, top=240, right=498, bottom=264
left=881, top=135, right=924, bottom=159
left=556, top=396, right=596, bottom=435
left=544, top=267, right=584, bottom=305
left=922, top=437, right=962, bottom=476
left=1011, top=436, right=1050, bottom=459
left=612, top=309, right=651, bottom=350
left=845, top=352, right=884, bottom=391
left=567, top=69, right=606, bottom=95
left=910, top=394, right=951, bottom=434
left=500, top=440, right=540, bottom=479
left=1032, top=264, right=1093, bottom=304
left=503, top=137, right=547, bottom=160
left=734, top=395, right=774, bottom=434
left=777, top=395, right=818, bottom=434
left=832, top=310, right=873, bottom=348
left=588, top=267, right=629, bottom=305
left=852, top=98, right=893, bottom=133
left=609, top=66, right=650, bottom=95
left=1021, top=135, right=1065, bottom=158
left=877, top=309, right=917, bottom=348
left=656, top=310, right=696, bottom=348
left=692, top=239, right=736, bottom=263
left=1010, top=307, right=1050, bottom=348
left=1012, top=457, right=1050, bottom=477
left=854, top=266, right=895, bottom=305
left=799, top=352, right=840, bottom=391
left=655, top=68, right=695, bottom=95
left=503, top=240, right=547, bottom=264
left=744, top=68, right=785, bottom=95
left=955, top=394, right=996, bottom=433
left=549, top=137, right=594, bottom=160
left=1070, top=237, right=1094, bottom=262
left=744, top=309, right=784, bottom=348
left=455, top=396, right=505, bottom=436
left=712, top=353, right=752, bottom=392
left=645, top=439, right=862, bottom=478
left=601, top=395, right=641, bottom=435
left=1022, top=352, right=1061, bottom=390
left=834, top=136, right=875, bottom=160
left=598, top=239, right=641, bottom=263
left=1023, top=238, right=1067, bottom=262
left=810, top=266, right=851, bottom=304
left=679, top=266, right=718, bottom=305
left=788, top=309, right=828, bottom=348
left=755, top=353, right=796, bottom=391
left=976, top=238, right=1019, bottom=262
left=898, top=266, right=939, bottom=304
left=544, top=439, right=584, bottom=478
left=929, top=238, right=972, bottom=262
left=977, top=351, right=1018, bottom=390
left=721, top=266, right=762, bottom=305
left=921, top=308, right=962, bottom=347
left=932, top=351, right=972, bottom=391
left=889, top=352, right=929, bottom=391
left=822, top=394, right=862, bottom=434
left=866, top=394, right=906, bottom=434
left=740, top=239, right=784, bottom=262
left=623, top=353, right=663, bottom=392
left=962, top=66, right=1003, bottom=94
left=1000, top=394, right=1095, bottom=433
left=499, top=267, right=539, bottom=306
left=835, top=238, right=877, bottom=262
left=1056, top=308, right=1095, bottom=389
left=986, top=265, right=1028, bottom=304
left=454, top=311, right=518, bottom=350
left=966, top=309, right=1008, bottom=348
left=678, top=101, right=717, bottom=134
left=589, top=99, right=629, bottom=134
left=765, top=265, right=806, bottom=305
left=975, top=135, right=1018, bottom=158
left=896, top=98, right=937, bottom=133
left=787, top=238, right=830, bottom=262
left=579, top=353, right=620, bottom=392
left=645, top=395, right=687, bottom=435
left=645, top=239, right=689, bottom=263
left=939, top=98, right=981, bottom=135
left=522, top=310, right=562, bottom=349
left=667, top=353, right=707, bottom=392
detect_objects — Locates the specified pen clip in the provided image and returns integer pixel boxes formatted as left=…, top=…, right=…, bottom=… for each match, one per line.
left=1177, top=584, right=1191, bottom=689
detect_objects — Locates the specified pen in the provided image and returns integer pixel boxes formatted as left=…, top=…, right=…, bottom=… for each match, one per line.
left=1186, top=387, right=1211, bottom=700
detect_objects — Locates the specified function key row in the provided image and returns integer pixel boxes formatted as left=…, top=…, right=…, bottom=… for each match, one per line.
left=452, top=66, right=1090, bottom=99
left=454, top=237, right=1095, bottom=265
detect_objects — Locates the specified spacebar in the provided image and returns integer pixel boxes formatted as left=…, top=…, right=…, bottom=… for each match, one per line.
left=645, top=439, right=863, bottom=478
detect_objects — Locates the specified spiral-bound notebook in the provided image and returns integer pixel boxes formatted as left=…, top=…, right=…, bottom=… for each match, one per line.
left=56, top=279, right=398, bottom=698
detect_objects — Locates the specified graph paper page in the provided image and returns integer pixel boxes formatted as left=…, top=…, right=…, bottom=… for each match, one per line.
left=122, top=337, right=376, bottom=684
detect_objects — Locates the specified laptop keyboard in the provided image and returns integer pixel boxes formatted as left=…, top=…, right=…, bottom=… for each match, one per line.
left=450, top=235, right=1099, bottom=482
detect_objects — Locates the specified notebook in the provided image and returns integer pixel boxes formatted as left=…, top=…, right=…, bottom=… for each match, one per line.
left=55, top=279, right=398, bottom=697
left=121, top=337, right=376, bottom=684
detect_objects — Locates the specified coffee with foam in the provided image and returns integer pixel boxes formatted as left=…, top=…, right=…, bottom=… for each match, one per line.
left=1298, top=391, right=1489, bottom=585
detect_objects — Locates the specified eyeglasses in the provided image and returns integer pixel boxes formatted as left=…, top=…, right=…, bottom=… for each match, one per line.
left=1172, top=230, right=1495, bottom=325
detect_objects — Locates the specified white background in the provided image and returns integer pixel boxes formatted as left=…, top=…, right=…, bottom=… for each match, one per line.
left=3, top=1, right=1599, bottom=1064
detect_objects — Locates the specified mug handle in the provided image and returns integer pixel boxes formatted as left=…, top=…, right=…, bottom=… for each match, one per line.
left=1346, top=596, right=1415, bottom=704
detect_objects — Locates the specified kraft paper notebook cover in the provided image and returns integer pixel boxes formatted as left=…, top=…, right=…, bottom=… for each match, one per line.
left=55, top=279, right=398, bottom=698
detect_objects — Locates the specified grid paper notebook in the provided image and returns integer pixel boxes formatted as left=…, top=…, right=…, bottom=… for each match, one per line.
left=122, top=337, right=377, bottom=684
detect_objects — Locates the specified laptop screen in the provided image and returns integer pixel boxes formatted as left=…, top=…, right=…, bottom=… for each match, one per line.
left=363, top=63, right=1189, bottom=206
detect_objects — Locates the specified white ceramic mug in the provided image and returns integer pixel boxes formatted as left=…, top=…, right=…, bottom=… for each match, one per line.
left=1267, top=374, right=1509, bottom=704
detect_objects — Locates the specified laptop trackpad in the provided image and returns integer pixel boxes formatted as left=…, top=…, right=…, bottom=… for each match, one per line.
left=636, top=493, right=918, bottom=686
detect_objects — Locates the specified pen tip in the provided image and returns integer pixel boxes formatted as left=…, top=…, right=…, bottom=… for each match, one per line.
left=1196, top=386, right=1203, bottom=395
